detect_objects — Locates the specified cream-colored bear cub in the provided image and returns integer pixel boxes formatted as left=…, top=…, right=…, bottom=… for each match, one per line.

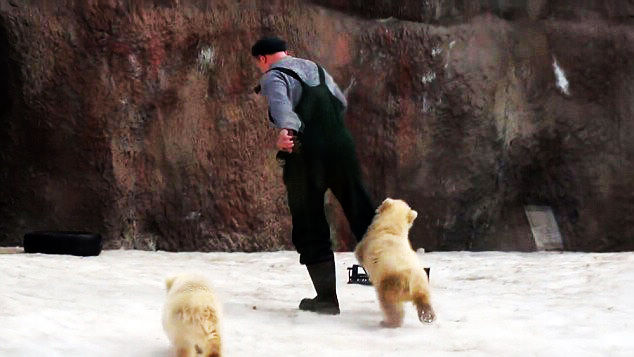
left=355, top=198, right=436, bottom=327
left=162, top=274, right=222, bottom=357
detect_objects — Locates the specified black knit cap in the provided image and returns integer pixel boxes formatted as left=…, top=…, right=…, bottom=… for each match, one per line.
left=251, top=37, right=287, bottom=57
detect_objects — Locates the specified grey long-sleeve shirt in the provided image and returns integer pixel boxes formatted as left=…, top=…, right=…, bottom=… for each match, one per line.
left=259, top=56, right=347, bottom=132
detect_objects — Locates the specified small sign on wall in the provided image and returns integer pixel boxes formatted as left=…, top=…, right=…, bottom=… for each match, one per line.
left=524, top=205, right=564, bottom=251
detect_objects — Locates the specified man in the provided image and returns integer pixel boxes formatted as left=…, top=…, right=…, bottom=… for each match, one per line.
left=252, top=37, right=375, bottom=315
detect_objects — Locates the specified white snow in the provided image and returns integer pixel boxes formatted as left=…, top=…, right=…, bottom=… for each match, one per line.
left=552, top=56, right=570, bottom=96
left=1, top=250, right=632, bottom=356
left=128, top=54, right=142, bottom=79
left=421, top=72, right=436, bottom=84
left=197, top=46, right=215, bottom=73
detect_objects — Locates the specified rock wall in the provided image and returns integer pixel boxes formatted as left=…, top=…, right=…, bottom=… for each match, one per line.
left=1, top=0, right=632, bottom=251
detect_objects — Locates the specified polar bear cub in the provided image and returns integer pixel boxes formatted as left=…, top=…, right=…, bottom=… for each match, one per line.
left=355, top=198, right=436, bottom=327
left=162, top=274, right=222, bottom=357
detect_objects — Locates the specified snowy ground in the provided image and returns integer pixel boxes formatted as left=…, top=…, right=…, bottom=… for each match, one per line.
left=1, top=250, right=632, bottom=356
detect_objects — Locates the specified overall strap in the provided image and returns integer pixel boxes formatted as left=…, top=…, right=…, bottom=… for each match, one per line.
left=317, top=65, right=325, bottom=85
left=267, top=67, right=305, bottom=86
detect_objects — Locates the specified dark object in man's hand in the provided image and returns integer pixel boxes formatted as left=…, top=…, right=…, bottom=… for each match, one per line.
left=287, top=129, right=302, bottom=153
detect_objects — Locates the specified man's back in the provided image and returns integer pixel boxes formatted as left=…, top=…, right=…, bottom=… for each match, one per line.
left=260, top=56, right=347, bottom=132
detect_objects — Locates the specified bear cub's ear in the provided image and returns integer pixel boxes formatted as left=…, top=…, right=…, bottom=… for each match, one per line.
left=407, top=209, right=418, bottom=224
left=377, top=197, right=394, bottom=213
left=165, top=276, right=176, bottom=291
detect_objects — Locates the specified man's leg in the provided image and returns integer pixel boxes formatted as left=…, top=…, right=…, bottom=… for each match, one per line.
left=328, top=155, right=376, bottom=242
left=283, top=154, right=339, bottom=314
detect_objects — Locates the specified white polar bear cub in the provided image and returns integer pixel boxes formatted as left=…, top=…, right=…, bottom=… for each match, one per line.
left=355, top=198, right=436, bottom=327
left=162, top=274, right=222, bottom=357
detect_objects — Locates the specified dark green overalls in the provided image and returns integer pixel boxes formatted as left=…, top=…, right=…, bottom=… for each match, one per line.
left=269, top=65, right=376, bottom=265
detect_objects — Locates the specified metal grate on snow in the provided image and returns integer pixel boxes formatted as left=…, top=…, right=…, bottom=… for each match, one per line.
left=347, top=264, right=430, bottom=285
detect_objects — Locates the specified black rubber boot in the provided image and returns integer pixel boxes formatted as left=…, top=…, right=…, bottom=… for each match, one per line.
left=299, top=259, right=340, bottom=315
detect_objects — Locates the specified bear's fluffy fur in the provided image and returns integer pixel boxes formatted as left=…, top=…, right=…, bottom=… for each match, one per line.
left=162, top=274, right=222, bottom=357
left=355, top=198, right=436, bottom=327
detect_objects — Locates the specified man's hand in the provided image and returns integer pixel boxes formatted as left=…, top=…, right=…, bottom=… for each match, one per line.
left=276, top=129, right=295, bottom=152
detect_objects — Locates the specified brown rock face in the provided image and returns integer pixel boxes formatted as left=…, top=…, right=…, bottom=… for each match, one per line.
left=1, top=0, right=632, bottom=251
